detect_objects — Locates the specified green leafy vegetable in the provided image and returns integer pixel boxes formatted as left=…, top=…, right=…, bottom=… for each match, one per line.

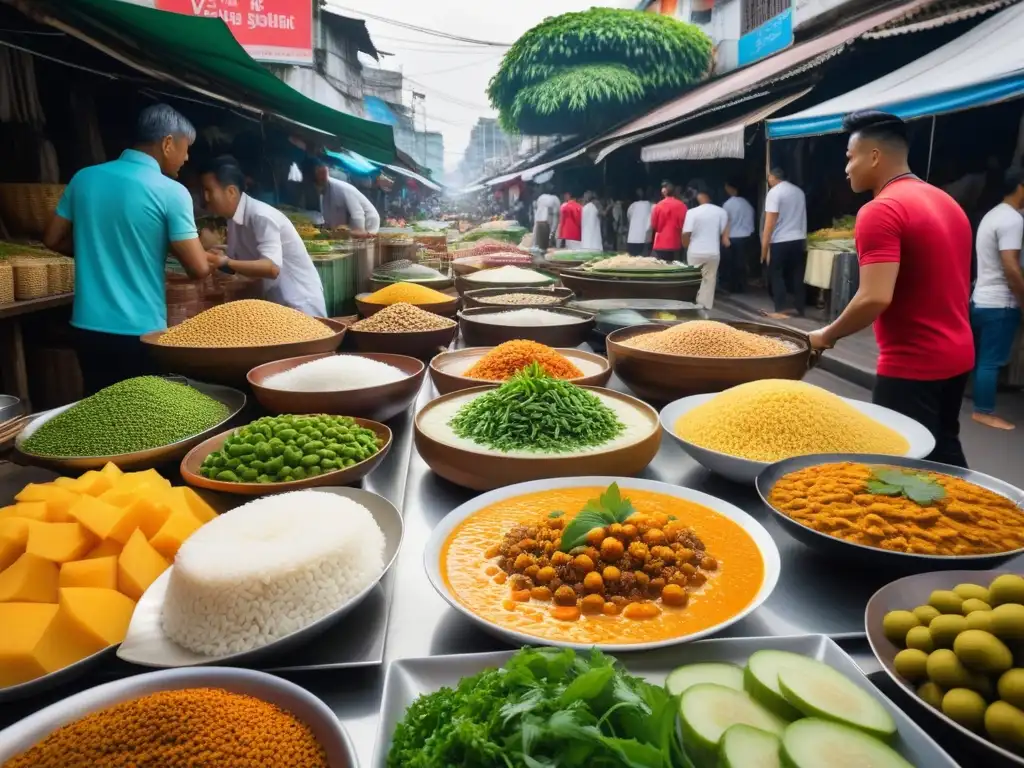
left=867, top=467, right=946, bottom=505
left=549, top=510, right=565, bottom=519
left=559, top=483, right=635, bottom=552
left=386, top=646, right=680, bottom=768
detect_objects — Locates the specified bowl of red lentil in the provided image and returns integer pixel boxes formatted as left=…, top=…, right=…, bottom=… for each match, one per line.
left=0, top=667, right=356, bottom=767
left=756, top=453, right=1024, bottom=570
left=430, top=343, right=612, bottom=395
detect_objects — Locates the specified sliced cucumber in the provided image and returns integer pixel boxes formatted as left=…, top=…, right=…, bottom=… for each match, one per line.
left=667, top=662, right=745, bottom=697
left=680, top=683, right=786, bottom=768
left=744, top=650, right=810, bottom=721
left=777, top=660, right=896, bottom=740
left=719, top=724, right=781, bottom=768
left=781, top=719, right=914, bottom=768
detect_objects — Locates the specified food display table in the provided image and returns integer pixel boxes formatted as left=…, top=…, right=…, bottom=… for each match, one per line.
left=0, top=363, right=1011, bottom=768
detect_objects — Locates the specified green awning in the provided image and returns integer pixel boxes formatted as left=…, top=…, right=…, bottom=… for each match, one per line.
left=29, top=0, right=395, bottom=162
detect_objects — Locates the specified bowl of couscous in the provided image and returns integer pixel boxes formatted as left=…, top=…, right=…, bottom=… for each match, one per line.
left=659, top=380, right=936, bottom=484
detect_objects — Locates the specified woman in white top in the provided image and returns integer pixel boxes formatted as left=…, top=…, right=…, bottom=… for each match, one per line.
left=580, top=191, right=604, bottom=251
left=970, top=169, right=1024, bottom=430
left=626, top=188, right=653, bottom=256
left=682, top=188, right=730, bottom=309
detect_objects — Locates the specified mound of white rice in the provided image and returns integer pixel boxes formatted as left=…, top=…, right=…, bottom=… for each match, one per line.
left=161, top=490, right=385, bottom=656
left=263, top=354, right=406, bottom=392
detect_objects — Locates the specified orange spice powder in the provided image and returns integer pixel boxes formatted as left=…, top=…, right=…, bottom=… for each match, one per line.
left=464, top=340, right=584, bottom=381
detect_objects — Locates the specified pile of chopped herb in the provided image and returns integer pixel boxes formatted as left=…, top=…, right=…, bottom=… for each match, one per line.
left=386, top=647, right=681, bottom=768
left=448, top=363, right=624, bottom=453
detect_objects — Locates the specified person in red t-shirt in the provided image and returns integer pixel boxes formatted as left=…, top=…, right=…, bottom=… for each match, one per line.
left=809, top=111, right=974, bottom=468
left=648, top=181, right=688, bottom=260
left=558, top=192, right=583, bottom=249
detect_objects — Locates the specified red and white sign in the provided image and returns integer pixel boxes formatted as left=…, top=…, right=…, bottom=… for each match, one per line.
left=156, top=0, right=313, bottom=64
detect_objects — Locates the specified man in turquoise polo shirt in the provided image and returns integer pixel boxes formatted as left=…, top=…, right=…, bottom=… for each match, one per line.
left=44, top=104, right=215, bottom=395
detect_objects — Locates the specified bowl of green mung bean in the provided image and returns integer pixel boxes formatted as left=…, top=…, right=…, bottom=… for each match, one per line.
left=15, top=376, right=246, bottom=472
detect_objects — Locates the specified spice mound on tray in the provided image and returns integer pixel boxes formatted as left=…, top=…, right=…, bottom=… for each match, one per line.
left=771, top=461, right=1024, bottom=556
left=477, top=292, right=562, bottom=306
left=198, top=414, right=382, bottom=483
left=465, top=340, right=583, bottom=381
left=0, top=688, right=328, bottom=768
left=363, top=281, right=450, bottom=305
left=157, top=299, right=333, bottom=347
left=447, top=363, right=624, bottom=454
left=21, top=376, right=229, bottom=458
left=263, top=355, right=406, bottom=392
left=351, top=302, right=456, bottom=333
left=676, top=379, right=909, bottom=463
left=161, top=490, right=384, bottom=656
left=625, top=320, right=793, bottom=357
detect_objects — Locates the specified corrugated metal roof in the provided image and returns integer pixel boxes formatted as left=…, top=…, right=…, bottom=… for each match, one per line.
left=864, top=0, right=1017, bottom=38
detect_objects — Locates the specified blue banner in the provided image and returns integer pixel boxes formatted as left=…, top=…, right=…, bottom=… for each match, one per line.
left=738, top=8, right=793, bottom=67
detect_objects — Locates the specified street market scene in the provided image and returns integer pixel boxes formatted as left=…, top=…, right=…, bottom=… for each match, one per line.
left=2, top=0, right=1024, bottom=765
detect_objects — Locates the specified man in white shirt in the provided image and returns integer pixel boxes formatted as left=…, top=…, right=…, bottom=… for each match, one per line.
left=532, top=187, right=560, bottom=251
left=970, top=168, right=1024, bottom=430
left=682, top=187, right=729, bottom=309
left=761, top=167, right=808, bottom=318
left=581, top=190, right=604, bottom=252
left=626, top=188, right=653, bottom=256
left=314, top=162, right=380, bottom=235
left=202, top=157, right=327, bottom=317
left=722, top=180, right=756, bottom=292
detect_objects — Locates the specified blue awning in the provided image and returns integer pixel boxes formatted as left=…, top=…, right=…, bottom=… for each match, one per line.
left=363, top=96, right=399, bottom=126
left=325, top=149, right=380, bottom=177
left=767, top=3, right=1024, bottom=139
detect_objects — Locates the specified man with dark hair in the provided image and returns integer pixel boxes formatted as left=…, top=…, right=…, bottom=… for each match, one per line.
left=314, top=161, right=380, bottom=235
left=723, top=179, right=756, bottom=292
left=649, top=180, right=687, bottom=260
left=969, top=167, right=1024, bottom=430
left=202, top=156, right=326, bottom=317
left=43, top=103, right=215, bottom=395
left=682, top=184, right=729, bottom=308
left=809, top=110, right=974, bottom=467
left=761, top=166, right=807, bottom=317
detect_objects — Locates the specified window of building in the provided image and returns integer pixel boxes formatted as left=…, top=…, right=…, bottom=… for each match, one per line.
left=742, top=0, right=790, bottom=35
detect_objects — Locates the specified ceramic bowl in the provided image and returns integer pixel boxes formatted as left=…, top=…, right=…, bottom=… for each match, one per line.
left=461, top=286, right=574, bottom=309
left=454, top=272, right=556, bottom=296
left=429, top=346, right=611, bottom=396
left=458, top=307, right=595, bottom=348
left=347, top=324, right=457, bottom=360
left=559, top=270, right=700, bottom=301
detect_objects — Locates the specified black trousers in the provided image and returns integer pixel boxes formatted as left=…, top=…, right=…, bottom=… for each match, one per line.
left=653, top=248, right=680, bottom=261
left=627, top=242, right=646, bottom=256
left=872, top=372, right=970, bottom=468
left=769, top=239, right=807, bottom=314
left=723, top=236, right=755, bottom=292
left=74, top=328, right=157, bottom=396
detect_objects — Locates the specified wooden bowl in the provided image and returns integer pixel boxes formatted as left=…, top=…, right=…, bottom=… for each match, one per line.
left=247, top=352, right=426, bottom=422
left=455, top=273, right=555, bottom=296
left=458, top=307, right=595, bottom=348
left=560, top=271, right=700, bottom=301
left=180, top=418, right=392, bottom=496
left=347, top=324, right=457, bottom=360
left=414, top=385, right=661, bottom=490
left=429, top=346, right=611, bottom=395
left=461, top=286, right=574, bottom=310
left=141, top=318, right=346, bottom=386
left=606, top=321, right=813, bottom=406
left=370, top=276, right=452, bottom=292
left=355, top=293, right=458, bottom=319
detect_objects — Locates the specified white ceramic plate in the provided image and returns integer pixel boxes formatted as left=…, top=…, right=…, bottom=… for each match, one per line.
left=117, top=487, right=403, bottom=669
left=423, top=476, right=781, bottom=651
left=0, top=667, right=356, bottom=767
left=370, top=635, right=957, bottom=768
left=660, top=393, right=936, bottom=484
left=866, top=569, right=1023, bottom=766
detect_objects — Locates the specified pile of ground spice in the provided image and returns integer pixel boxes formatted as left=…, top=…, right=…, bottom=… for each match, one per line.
left=624, top=320, right=792, bottom=358
left=364, top=281, right=450, bottom=305
left=464, top=340, right=584, bottom=381
left=1, top=688, right=328, bottom=768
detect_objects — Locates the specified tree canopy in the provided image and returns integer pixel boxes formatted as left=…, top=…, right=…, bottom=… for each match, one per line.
left=488, top=9, right=713, bottom=135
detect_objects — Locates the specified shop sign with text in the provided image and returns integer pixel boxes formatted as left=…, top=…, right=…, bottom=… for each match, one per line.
left=738, top=7, right=793, bottom=67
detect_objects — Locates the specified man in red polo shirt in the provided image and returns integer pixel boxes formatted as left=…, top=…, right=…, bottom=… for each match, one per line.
left=558, top=191, right=583, bottom=249
left=649, top=181, right=687, bottom=260
left=809, top=111, right=974, bottom=467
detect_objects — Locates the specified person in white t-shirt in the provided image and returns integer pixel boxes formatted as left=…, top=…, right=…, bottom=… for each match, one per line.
left=970, top=168, right=1024, bottom=430
left=626, top=188, right=653, bottom=256
left=722, top=180, right=756, bottom=292
left=682, top=188, right=729, bottom=309
left=761, top=168, right=808, bottom=318
left=532, top=187, right=560, bottom=251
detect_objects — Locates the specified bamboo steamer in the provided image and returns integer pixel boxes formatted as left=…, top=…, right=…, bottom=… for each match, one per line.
left=12, top=259, right=49, bottom=300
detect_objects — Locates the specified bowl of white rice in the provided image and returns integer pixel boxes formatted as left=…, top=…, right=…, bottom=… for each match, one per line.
left=116, top=487, right=403, bottom=668
left=248, top=352, right=425, bottom=422
left=459, top=307, right=596, bottom=348
left=454, top=265, right=556, bottom=295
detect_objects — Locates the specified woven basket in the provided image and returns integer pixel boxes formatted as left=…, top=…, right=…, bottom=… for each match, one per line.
left=60, top=258, right=74, bottom=292
left=12, top=259, right=49, bottom=300
left=0, top=262, right=13, bottom=304
left=0, top=183, right=66, bottom=237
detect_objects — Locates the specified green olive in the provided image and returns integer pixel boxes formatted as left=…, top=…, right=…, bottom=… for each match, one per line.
left=992, top=603, right=1024, bottom=640
left=929, top=590, right=965, bottom=615
left=999, top=669, right=1024, bottom=709
left=894, top=649, right=929, bottom=682
left=990, top=575, right=1024, bottom=607
left=912, top=605, right=942, bottom=626
left=917, top=681, right=945, bottom=709
left=954, top=583, right=991, bottom=603
left=883, top=610, right=921, bottom=646
left=954, top=630, right=1013, bottom=675
left=942, top=688, right=987, bottom=731
left=985, top=701, right=1024, bottom=749
left=930, top=614, right=969, bottom=649
left=906, top=626, right=935, bottom=653
left=962, top=598, right=992, bottom=614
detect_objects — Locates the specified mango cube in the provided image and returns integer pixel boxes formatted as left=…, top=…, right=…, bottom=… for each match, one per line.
left=0, top=603, right=64, bottom=686
left=15, top=484, right=80, bottom=522
left=0, top=517, right=31, bottom=547
left=0, top=536, right=23, bottom=572
left=0, top=553, right=59, bottom=603
left=117, top=529, right=168, bottom=600
left=83, top=538, right=124, bottom=560
left=68, top=494, right=128, bottom=540
left=60, top=556, right=118, bottom=590
left=8, top=502, right=47, bottom=522
left=72, top=470, right=113, bottom=497
left=111, top=496, right=169, bottom=542
left=25, top=521, right=94, bottom=563
left=99, top=462, right=123, bottom=482
left=41, top=587, right=135, bottom=660
left=149, top=510, right=202, bottom=561
left=52, top=477, right=78, bottom=489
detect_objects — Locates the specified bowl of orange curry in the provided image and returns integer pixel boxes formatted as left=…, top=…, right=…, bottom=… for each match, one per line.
left=757, top=454, right=1024, bottom=570
left=424, top=476, right=780, bottom=650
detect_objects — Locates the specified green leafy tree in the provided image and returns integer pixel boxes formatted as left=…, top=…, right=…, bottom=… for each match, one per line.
left=488, top=8, right=713, bottom=135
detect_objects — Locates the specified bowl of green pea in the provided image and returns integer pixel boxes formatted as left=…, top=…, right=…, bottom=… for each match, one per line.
left=180, top=413, right=392, bottom=495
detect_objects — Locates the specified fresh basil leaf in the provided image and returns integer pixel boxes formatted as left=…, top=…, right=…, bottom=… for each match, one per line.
left=904, top=476, right=946, bottom=505
left=601, top=482, right=636, bottom=522
left=562, top=665, right=615, bottom=704
left=866, top=480, right=901, bottom=495
left=559, top=509, right=609, bottom=551
left=548, top=510, right=565, bottom=518
left=874, top=468, right=911, bottom=486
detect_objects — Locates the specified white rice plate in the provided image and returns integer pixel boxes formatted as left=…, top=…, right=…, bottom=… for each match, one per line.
left=263, top=355, right=406, bottom=392
left=161, top=490, right=385, bottom=656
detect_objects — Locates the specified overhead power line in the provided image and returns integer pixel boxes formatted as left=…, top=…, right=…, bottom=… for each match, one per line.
left=325, top=4, right=513, bottom=47
left=369, top=33, right=496, bottom=50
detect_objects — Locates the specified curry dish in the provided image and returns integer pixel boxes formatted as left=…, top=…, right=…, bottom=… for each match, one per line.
left=441, top=487, right=764, bottom=644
